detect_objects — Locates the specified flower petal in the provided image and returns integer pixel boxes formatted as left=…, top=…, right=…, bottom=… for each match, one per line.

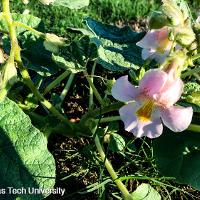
left=119, top=103, right=163, bottom=138
left=139, top=69, right=168, bottom=97
left=160, top=106, right=193, bottom=132
left=156, top=78, right=183, bottom=107
left=136, top=30, right=159, bottom=49
left=151, top=51, right=169, bottom=64
left=143, top=110, right=163, bottom=138
left=112, top=75, right=139, bottom=102
left=141, top=48, right=155, bottom=60
left=119, top=103, right=139, bottom=132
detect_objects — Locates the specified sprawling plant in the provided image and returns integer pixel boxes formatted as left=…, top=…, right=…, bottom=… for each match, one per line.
left=0, top=0, right=200, bottom=199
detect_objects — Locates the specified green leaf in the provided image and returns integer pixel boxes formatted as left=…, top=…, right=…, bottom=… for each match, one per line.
left=85, top=17, right=145, bottom=71
left=53, top=36, right=97, bottom=73
left=183, top=82, right=200, bottom=96
left=109, top=133, right=125, bottom=152
left=131, top=183, right=161, bottom=200
left=52, top=55, right=85, bottom=73
left=153, top=129, right=200, bottom=190
left=91, top=37, right=143, bottom=72
left=85, top=17, right=145, bottom=43
left=0, top=98, right=55, bottom=200
left=20, top=32, right=59, bottom=76
left=53, top=0, right=89, bottom=9
left=0, top=13, right=41, bottom=34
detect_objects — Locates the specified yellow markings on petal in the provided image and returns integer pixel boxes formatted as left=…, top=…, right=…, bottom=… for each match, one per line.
left=136, top=100, right=154, bottom=122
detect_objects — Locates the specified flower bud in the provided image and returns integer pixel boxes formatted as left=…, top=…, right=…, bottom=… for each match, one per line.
left=175, top=28, right=195, bottom=46
left=0, top=49, right=5, bottom=64
left=43, top=33, right=66, bottom=54
left=39, top=0, right=54, bottom=5
left=22, top=0, right=29, bottom=4
left=161, top=0, right=185, bottom=27
left=149, top=11, right=171, bottom=29
left=162, top=51, right=187, bottom=78
left=1, top=61, right=17, bottom=88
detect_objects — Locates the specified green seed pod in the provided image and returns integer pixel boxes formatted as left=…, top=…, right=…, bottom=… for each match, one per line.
left=43, top=33, right=66, bottom=54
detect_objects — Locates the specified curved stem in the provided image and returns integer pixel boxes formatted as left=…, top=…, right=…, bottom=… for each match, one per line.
left=81, top=102, right=124, bottom=122
left=13, top=21, right=45, bottom=38
left=89, top=61, right=97, bottom=109
left=188, top=124, right=200, bottom=133
left=59, top=73, right=75, bottom=104
left=2, top=0, right=73, bottom=128
left=95, top=116, right=121, bottom=123
left=84, top=71, right=105, bottom=106
left=44, top=70, right=70, bottom=95
left=94, top=135, right=132, bottom=200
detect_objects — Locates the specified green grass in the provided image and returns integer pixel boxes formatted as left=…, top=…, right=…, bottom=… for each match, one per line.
left=10, top=0, right=160, bottom=36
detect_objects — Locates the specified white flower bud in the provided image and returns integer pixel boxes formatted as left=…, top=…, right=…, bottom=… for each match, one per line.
left=0, top=49, right=4, bottom=64
left=22, top=0, right=29, bottom=4
left=39, top=0, right=55, bottom=5
left=161, top=0, right=185, bottom=27
left=43, top=33, right=66, bottom=54
left=175, top=28, right=196, bottom=46
left=2, top=61, right=17, bottom=88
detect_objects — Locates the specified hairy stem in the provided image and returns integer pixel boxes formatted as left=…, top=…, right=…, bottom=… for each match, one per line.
left=13, top=21, right=45, bottom=38
left=95, top=116, right=121, bottom=123
left=188, top=124, right=200, bottom=133
left=2, top=0, right=73, bottom=128
left=60, top=73, right=75, bottom=104
left=81, top=102, right=124, bottom=122
left=84, top=71, right=105, bottom=106
left=94, top=135, right=132, bottom=200
left=89, top=61, right=97, bottom=109
left=44, top=70, right=70, bottom=95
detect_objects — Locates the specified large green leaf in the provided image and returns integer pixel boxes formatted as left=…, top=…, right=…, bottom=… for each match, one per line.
left=91, top=37, right=143, bottom=71
left=0, top=98, right=56, bottom=200
left=85, top=17, right=145, bottom=44
left=20, top=32, right=59, bottom=76
left=53, top=0, right=89, bottom=9
left=0, top=13, right=41, bottom=34
left=52, top=55, right=85, bottom=73
left=131, top=183, right=161, bottom=200
left=53, top=36, right=97, bottom=73
left=85, top=17, right=145, bottom=72
left=153, top=130, right=200, bottom=190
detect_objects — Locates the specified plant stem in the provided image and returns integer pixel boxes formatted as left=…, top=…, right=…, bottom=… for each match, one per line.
left=191, top=53, right=200, bottom=61
left=44, top=70, right=70, bottom=95
left=13, top=21, right=45, bottom=38
left=89, top=61, right=97, bottom=109
left=94, top=135, right=132, bottom=200
left=2, top=0, right=73, bottom=128
left=81, top=102, right=124, bottom=122
left=95, top=116, right=121, bottom=123
left=59, top=73, right=75, bottom=104
left=188, top=124, right=200, bottom=133
left=181, top=67, right=200, bottom=78
left=84, top=71, right=105, bottom=106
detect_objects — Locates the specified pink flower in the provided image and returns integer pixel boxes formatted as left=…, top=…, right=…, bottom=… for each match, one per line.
left=112, top=69, right=193, bottom=138
left=136, top=27, right=173, bottom=63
